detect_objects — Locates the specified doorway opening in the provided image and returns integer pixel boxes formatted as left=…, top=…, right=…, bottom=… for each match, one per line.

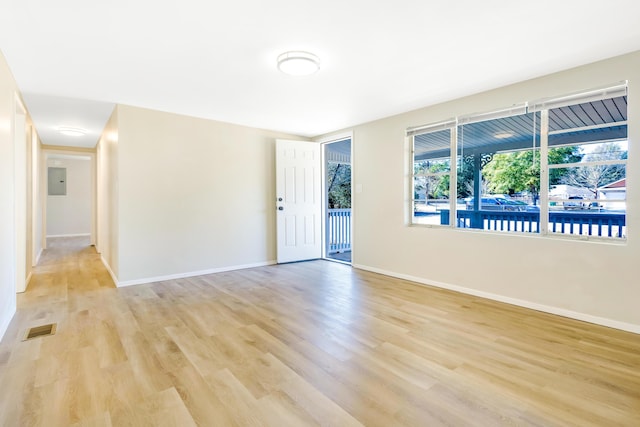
left=44, top=152, right=94, bottom=250
left=324, top=138, right=352, bottom=263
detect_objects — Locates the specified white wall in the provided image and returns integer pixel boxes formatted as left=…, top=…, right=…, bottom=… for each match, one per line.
left=46, top=156, right=92, bottom=237
left=320, top=51, right=640, bottom=332
left=114, top=105, right=303, bottom=284
left=32, top=128, right=43, bottom=266
left=0, top=51, right=18, bottom=339
left=25, top=124, right=34, bottom=281
left=96, top=108, right=119, bottom=280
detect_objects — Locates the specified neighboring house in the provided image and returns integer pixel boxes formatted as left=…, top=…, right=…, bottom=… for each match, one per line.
left=598, top=178, right=627, bottom=209
left=548, top=184, right=594, bottom=205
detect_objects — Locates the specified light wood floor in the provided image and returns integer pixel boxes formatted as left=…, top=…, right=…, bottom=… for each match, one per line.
left=1, top=237, right=639, bottom=426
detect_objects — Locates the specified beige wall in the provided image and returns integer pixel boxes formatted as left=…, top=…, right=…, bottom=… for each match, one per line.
left=107, top=105, right=303, bottom=284
left=0, top=51, right=19, bottom=338
left=46, top=157, right=92, bottom=236
left=0, top=52, right=42, bottom=335
left=320, top=51, right=640, bottom=331
left=97, top=108, right=119, bottom=280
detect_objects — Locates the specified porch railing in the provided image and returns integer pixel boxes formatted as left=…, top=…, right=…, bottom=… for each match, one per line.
left=441, top=210, right=626, bottom=238
left=328, top=209, right=351, bottom=253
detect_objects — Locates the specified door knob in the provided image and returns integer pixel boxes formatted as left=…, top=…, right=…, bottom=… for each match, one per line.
left=278, top=206, right=284, bottom=211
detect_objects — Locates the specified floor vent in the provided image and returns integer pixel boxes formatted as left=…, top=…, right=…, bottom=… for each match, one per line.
left=23, top=323, right=57, bottom=341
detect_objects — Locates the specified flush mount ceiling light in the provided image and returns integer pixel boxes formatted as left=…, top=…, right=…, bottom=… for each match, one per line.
left=277, top=51, right=320, bottom=76
left=494, top=131, right=515, bottom=139
left=57, top=126, right=87, bottom=137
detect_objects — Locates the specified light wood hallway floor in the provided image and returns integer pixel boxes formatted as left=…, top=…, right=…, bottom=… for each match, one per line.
left=1, top=237, right=639, bottom=426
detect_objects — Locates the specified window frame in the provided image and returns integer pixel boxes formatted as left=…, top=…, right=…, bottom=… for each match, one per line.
left=409, top=121, right=457, bottom=228
left=407, top=82, right=628, bottom=242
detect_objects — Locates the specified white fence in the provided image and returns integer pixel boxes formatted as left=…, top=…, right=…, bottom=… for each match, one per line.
left=328, top=209, right=351, bottom=253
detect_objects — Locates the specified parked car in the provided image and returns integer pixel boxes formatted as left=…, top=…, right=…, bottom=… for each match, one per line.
left=564, top=196, right=586, bottom=210
left=499, top=199, right=529, bottom=211
left=465, top=196, right=525, bottom=211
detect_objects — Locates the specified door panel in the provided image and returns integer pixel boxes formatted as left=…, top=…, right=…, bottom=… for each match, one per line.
left=276, top=140, right=321, bottom=263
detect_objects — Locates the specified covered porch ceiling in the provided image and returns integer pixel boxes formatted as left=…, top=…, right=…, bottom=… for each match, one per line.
left=325, top=138, right=351, bottom=164
left=415, top=95, right=628, bottom=161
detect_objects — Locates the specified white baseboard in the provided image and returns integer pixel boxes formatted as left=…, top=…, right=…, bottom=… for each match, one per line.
left=110, top=260, right=277, bottom=288
left=46, top=233, right=91, bottom=238
left=34, top=248, right=43, bottom=266
left=100, top=256, right=119, bottom=287
left=24, top=272, right=33, bottom=290
left=352, top=263, right=640, bottom=335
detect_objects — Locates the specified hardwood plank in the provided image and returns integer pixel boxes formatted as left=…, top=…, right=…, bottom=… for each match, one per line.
left=168, top=365, right=236, bottom=427
left=204, top=368, right=268, bottom=427
left=109, top=387, right=197, bottom=427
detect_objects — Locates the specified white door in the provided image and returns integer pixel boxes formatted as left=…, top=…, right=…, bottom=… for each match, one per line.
left=276, top=139, right=322, bottom=263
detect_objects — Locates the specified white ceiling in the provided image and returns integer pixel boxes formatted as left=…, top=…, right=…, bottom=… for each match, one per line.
left=1, top=0, right=640, bottom=148
left=21, top=93, right=114, bottom=148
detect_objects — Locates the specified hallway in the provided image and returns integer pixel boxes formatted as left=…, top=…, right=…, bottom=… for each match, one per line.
left=0, top=237, right=116, bottom=424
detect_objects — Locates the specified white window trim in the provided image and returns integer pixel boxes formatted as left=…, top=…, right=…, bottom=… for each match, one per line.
left=407, top=83, right=628, bottom=241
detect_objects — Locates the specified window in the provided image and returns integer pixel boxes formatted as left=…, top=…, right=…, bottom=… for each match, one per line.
left=408, top=83, right=628, bottom=240
left=544, top=94, right=627, bottom=238
left=411, top=123, right=454, bottom=225
left=457, top=108, right=540, bottom=233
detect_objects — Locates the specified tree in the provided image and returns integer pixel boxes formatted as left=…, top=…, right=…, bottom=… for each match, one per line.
left=482, top=147, right=581, bottom=196
left=561, top=143, right=626, bottom=194
left=413, top=159, right=480, bottom=200
left=482, top=151, right=538, bottom=195
left=414, top=159, right=451, bottom=200
left=549, top=147, right=584, bottom=185
left=327, top=163, right=351, bottom=208
left=413, top=146, right=582, bottom=202
left=456, top=157, right=475, bottom=198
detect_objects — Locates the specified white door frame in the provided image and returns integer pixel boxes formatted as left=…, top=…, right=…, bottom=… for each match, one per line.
left=40, top=148, right=97, bottom=250
left=13, top=95, right=27, bottom=293
left=318, top=132, right=354, bottom=261
left=30, top=123, right=40, bottom=266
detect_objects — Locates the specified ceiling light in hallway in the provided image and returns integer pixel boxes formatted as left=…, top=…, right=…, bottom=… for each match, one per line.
left=57, top=126, right=87, bottom=137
